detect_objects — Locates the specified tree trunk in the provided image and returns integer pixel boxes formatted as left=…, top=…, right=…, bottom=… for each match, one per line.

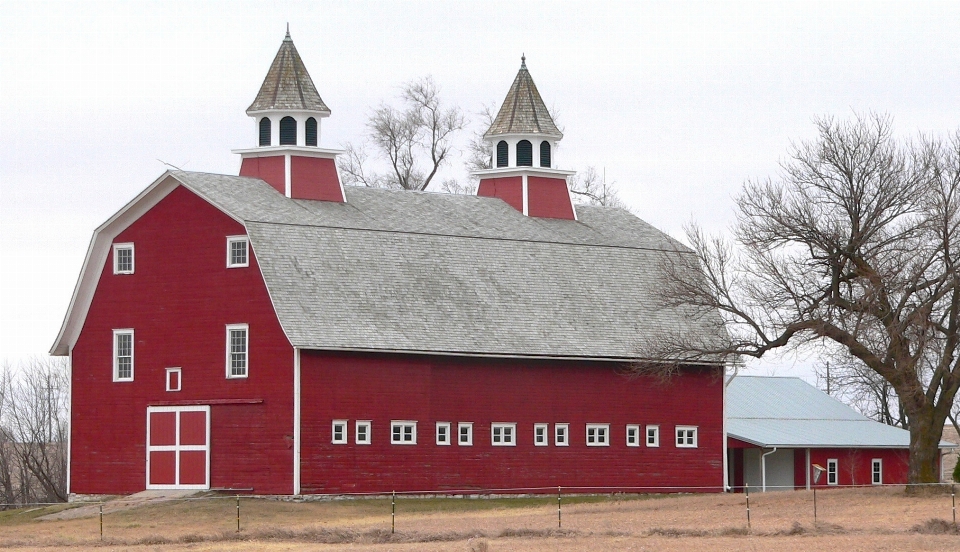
left=907, top=406, right=946, bottom=486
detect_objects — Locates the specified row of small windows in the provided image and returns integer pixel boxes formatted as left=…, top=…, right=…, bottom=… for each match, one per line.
left=259, top=117, right=318, bottom=147
left=819, top=458, right=883, bottom=485
left=329, top=420, right=698, bottom=448
left=112, top=324, right=248, bottom=382
left=495, top=140, right=551, bottom=168
left=113, top=237, right=249, bottom=276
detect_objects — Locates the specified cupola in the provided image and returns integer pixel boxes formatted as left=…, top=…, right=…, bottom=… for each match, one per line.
left=473, top=56, right=576, bottom=219
left=234, top=28, right=345, bottom=202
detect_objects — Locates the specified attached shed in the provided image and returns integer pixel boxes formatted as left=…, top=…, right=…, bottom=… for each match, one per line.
left=726, top=376, right=957, bottom=491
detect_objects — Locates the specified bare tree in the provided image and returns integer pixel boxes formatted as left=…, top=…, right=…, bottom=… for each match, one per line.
left=568, top=166, right=626, bottom=208
left=816, top=356, right=908, bottom=428
left=642, top=113, right=960, bottom=485
left=340, top=77, right=466, bottom=192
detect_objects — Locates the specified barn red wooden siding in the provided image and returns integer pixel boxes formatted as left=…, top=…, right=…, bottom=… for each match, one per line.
left=299, top=351, right=724, bottom=494
left=476, top=176, right=524, bottom=213
left=70, top=185, right=294, bottom=495
left=526, top=176, right=575, bottom=219
left=796, top=448, right=911, bottom=488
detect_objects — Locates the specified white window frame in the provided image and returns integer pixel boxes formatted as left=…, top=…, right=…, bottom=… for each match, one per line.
left=534, top=423, right=549, bottom=446
left=491, top=423, right=517, bottom=446
left=458, top=422, right=473, bottom=446
left=165, top=367, right=181, bottom=392
left=225, top=324, right=249, bottom=379
left=331, top=420, right=348, bottom=444
left=554, top=423, right=569, bottom=446
left=355, top=420, right=371, bottom=445
left=436, top=422, right=451, bottom=445
left=391, top=421, right=417, bottom=445
left=675, top=426, right=698, bottom=448
left=626, top=424, right=640, bottom=447
left=226, top=236, right=249, bottom=268
left=872, top=458, right=882, bottom=485
left=113, top=329, right=134, bottom=382
left=113, top=243, right=135, bottom=274
left=646, top=425, right=660, bottom=447
left=827, top=458, right=838, bottom=485
left=586, top=423, right=610, bottom=446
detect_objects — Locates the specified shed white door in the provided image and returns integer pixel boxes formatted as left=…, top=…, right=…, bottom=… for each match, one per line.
left=146, top=405, right=210, bottom=489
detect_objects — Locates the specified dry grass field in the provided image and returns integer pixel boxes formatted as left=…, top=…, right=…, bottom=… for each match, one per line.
left=1, top=486, right=959, bottom=551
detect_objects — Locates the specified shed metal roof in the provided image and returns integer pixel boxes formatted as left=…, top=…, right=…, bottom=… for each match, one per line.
left=727, top=376, right=956, bottom=449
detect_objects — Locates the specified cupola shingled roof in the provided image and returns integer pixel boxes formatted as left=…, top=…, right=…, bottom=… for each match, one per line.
left=484, top=56, right=562, bottom=139
left=246, top=30, right=330, bottom=115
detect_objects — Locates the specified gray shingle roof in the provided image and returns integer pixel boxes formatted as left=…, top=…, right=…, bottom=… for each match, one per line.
left=246, top=31, right=330, bottom=115
left=727, top=376, right=956, bottom=448
left=173, top=171, right=726, bottom=360
left=485, top=57, right=562, bottom=139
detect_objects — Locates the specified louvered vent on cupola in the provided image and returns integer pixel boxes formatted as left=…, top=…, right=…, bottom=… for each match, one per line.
left=259, top=118, right=271, bottom=146
left=496, top=141, right=508, bottom=167
left=280, top=117, right=297, bottom=145
left=305, top=117, right=318, bottom=146
left=540, top=141, right=551, bottom=168
left=517, top=140, right=533, bottom=166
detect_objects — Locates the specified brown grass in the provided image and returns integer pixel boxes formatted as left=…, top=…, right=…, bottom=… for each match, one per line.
left=1, top=487, right=959, bottom=550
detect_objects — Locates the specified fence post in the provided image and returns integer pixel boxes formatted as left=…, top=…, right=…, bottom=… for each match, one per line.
left=236, top=495, right=240, bottom=533
left=391, top=491, right=396, bottom=534
left=745, top=484, right=751, bottom=531
left=952, top=484, right=956, bottom=529
left=557, top=486, right=562, bottom=529
left=99, top=503, right=103, bottom=541
left=813, top=487, right=817, bottom=524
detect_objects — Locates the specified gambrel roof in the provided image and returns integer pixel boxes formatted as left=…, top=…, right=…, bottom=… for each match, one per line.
left=246, top=31, right=330, bottom=115
left=485, top=57, right=562, bottom=139
left=52, top=171, right=727, bottom=361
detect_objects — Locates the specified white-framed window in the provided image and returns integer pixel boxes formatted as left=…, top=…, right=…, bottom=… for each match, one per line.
left=586, top=424, right=610, bottom=446
left=646, top=425, right=660, bottom=447
left=827, top=458, right=838, bottom=485
left=225, top=324, right=248, bottom=378
left=331, top=420, right=348, bottom=444
left=458, top=422, right=473, bottom=446
left=165, top=367, right=181, bottom=392
left=113, top=243, right=134, bottom=274
left=675, top=426, right=698, bottom=448
left=555, top=423, right=569, bottom=446
left=491, top=423, right=516, bottom=446
left=226, top=236, right=249, bottom=268
left=534, top=423, right=549, bottom=446
left=391, top=421, right=417, bottom=444
left=626, top=424, right=640, bottom=447
left=436, top=422, right=451, bottom=445
left=355, top=420, right=371, bottom=445
left=113, top=329, right=134, bottom=382
left=872, top=458, right=882, bottom=485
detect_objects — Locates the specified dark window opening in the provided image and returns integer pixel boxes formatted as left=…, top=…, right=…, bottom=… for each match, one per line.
left=305, top=117, right=318, bottom=146
left=496, top=141, right=508, bottom=167
left=280, top=116, right=297, bottom=145
left=259, top=118, right=271, bottom=146
left=517, top=140, right=533, bottom=166
left=540, top=141, right=551, bottom=167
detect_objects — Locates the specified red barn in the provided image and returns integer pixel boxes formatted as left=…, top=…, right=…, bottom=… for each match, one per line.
left=51, top=33, right=728, bottom=496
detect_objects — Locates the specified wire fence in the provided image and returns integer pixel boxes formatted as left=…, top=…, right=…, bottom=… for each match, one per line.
left=1, top=482, right=957, bottom=542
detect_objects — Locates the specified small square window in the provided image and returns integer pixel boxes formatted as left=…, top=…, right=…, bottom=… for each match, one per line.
left=675, top=426, right=698, bottom=448
left=113, top=329, right=134, bottom=382
left=165, top=367, right=181, bottom=392
left=646, top=425, right=660, bottom=447
left=225, top=324, right=248, bottom=378
left=332, top=420, right=348, bottom=444
left=355, top=420, right=371, bottom=445
left=555, top=423, right=569, bottom=446
left=113, top=243, right=134, bottom=274
left=626, top=424, right=640, bottom=447
left=586, top=424, right=610, bottom=446
left=534, top=423, right=549, bottom=446
left=436, top=422, right=451, bottom=445
left=827, top=459, right=838, bottom=485
left=227, top=236, right=249, bottom=268
left=391, top=421, right=417, bottom=444
left=491, top=423, right=516, bottom=446
left=458, top=422, right=473, bottom=446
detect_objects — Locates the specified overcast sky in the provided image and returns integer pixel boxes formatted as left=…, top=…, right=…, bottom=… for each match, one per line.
left=3, top=1, right=960, bottom=382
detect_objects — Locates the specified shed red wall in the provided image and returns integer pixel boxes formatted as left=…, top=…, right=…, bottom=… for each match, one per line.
left=300, top=351, right=724, bottom=494
left=477, top=176, right=523, bottom=212
left=804, top=448, right=911, bottom=487
left=527, top=176, right=575, bottom=219
left=71, top=185, right=294, bottom=495
left=239, top=156, right=285, bottom=195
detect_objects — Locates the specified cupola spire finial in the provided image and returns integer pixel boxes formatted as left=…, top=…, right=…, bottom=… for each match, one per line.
left=521, top=54, right=526, bottom=69
left=285, top=22, right=291, bottom=39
